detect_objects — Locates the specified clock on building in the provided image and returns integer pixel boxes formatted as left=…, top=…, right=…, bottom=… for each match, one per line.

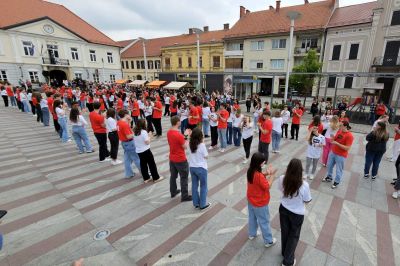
left=43, top=25, right=54, bottom=34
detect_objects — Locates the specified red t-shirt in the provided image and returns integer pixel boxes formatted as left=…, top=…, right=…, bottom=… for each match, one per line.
left=80, top=92, right=86, bottom=101
left=117, top=120, right=133, bottom=142
left=376, top=104, right=386, bottom=116
left=292, top=109, right=303, bottom=125
left=47, top=97, right=54, bottom=115
left=99, top=98, right=105, bottom=111
left=260, top=119, right=272, bottom=143
left=339, top=117, right=349, bottom=123
left=188, top=106, right=199, bottom=125
left=217, top=109, right=229, bottom=129
left=117, top=98, right=123, bottom=111
left=395, top=126, right=400, bottom=141
left=131, top=101, right=140, bottom=117
left=32, top=97, right=38, bottom=106
left=209, top=100, right=215, bottom=108
left=332, top=130, right=354, bottom=158
left=167, top=129, right=186, bottom=163
left=6, top=87, right=13, bottom=97
left=196, top=106, right=202, bottom=120
left=153, top=101, right=162, bottom=119
left=247, top=171, right=270, bottom=207
left=169, top=101, right=177, bottom=113
left=233, top=104, right=240, bottom=110
left=308, top=122, right=324, bottom=134
left=89, top=111, right=106, bottom=133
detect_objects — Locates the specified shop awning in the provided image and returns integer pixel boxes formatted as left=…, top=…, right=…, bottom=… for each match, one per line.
left=363, top=83, right=384, bottom=90
left=115, top=79, right=128, bottom=84
left=163, top=82, right=190, bottom=90
left=129, top=80, right=147, bottom=86
left=147, top=80, right=167, bottom=88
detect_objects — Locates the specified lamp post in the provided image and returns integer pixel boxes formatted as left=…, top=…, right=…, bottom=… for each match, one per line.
left=284, top=11, right=301, bottom=103
left=192, top=28, right=203, bottom=91
left=139, top=37, right=148, bottom=81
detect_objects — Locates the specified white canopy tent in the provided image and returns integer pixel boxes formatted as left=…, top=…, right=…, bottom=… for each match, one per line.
left=163, top=82, right=189, bottom=90
left=129, top=80, right=147, bottom=86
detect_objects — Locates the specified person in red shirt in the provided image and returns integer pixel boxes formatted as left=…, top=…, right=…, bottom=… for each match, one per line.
left=323, top=121, right=354, bottom=189
left=217, top=103, right=229, bottom=152
left=258, top=110, right=273, bottom=163
left=167, top=116, right=192, bottom=201
left=188, top=101, right=199, bottom=130
left=247, top=152, right=277, bottom=247
left=89, top=102, right=110, bottom=162
left=338, top=111, right=350, bottom=123
left=117, top=109, right=141, bottom=178
left=116, top=97, right=123, bottom=112
left=290, top=104, right=303, bottom=140
left=375, top=101, right=386, bottom=117
left=152, top=98, right=163, bottom=137
left=169, top=100, right=178, bottom=117
left=79, top=91, right=87, bottom=111
left=196, top=103, right=203, bottom=128
left=308, top=115, right=324, bottom=134
left=233, top=99, right=240, bottom=111
left=130, top=97, right=140, bottom=126
left=6, top=85, right=16, bottom=107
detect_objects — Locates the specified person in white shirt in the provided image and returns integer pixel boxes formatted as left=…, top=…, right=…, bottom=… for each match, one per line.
left=241, top=116, right=253, bottom=164
left=133, top=119, right=164, bottom=183
left=272, top=111, right=284, bottom=153
left=232, top=109, right=244, bottom=147
left=164, top=94, right=170, bottom=116
left=208, top=106, right=218, bottom=150
left=253, top=104, right=261, bottom=133
left=227, top=106, right=235, bottom=145
left=69, top=106, right=93, bottom=153
left=188, top=128, right=210, bottom=210
left=281, top=106, right=290, bottom=138
left=106, top=108, right=122, bottom=165
left=138, top=98, right=145, bottom=119
left=20, top=89, right=30, bottom=113
left=305, top=126, right=325, bottom=180
left=144, top=99, right=154, bottom=133
left=40, top=94, right=50, bottom=126
left=179, top=102, right=189, bottom=134
left=321, top=109, right=333, bottom=130
left=278, top=159, right=312, bottom=266
left=55, top=99, right=70, bottom=143
left=202, top=102, right=211, bottom=138
left=321, top=115, right=339, bottom=167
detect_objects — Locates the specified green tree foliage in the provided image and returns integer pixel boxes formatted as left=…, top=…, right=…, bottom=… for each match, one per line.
left=289, top=49, right=322, bottom=96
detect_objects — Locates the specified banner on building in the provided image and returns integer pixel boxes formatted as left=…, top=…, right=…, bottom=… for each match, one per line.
left=224, top=75, right=233, bottom=94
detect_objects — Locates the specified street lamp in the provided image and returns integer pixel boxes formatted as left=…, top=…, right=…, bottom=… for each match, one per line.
left=139, top=37, right=148, bottom=81
left=284, top=11, right=301, bottom=103
left=192, top=28, right=203, bottom=91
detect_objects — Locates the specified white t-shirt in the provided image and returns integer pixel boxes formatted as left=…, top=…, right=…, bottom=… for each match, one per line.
left=321, top=115, right=332, bottom=129
left=209, top=112, right=218, bottom=127
left=202, top=107, right=211, bottom=120
left=55, top=107, right=65, bottom=118
left=278, top=175, right=312, bottom=215
left=138, top=100, right=145, bottom=110
left=134, top=130, right=150, bottom=153
left=20, top=93, right=28, bottom=101
left=272, top=117, right=283, bottom=133
left=180, top=108, right=188, bottom=121
left=106, top=117, right=117, bottom=133
left=188, top=142, right=208, bottom=169
left=27, top=92, right=32, bottom=101
left=1, top=90, right=7, bottom=96
left=242, top=124, right=253, bottom=139
left=324, top=126, right=338, bottom=139
left=281, top=110, right=290, bottom=124
left=164, top=96, right=170, bottom=105
left=232, top=114, right=243, bottom=128
left=70, top=115, right=87, bottom=126
left=227, top=112, right=235, bottom=123
left=144, top=105, right=153, bottom=117
left=306, top=134, right=325, bottom=158
left=40, top=98, right=48, bottom=108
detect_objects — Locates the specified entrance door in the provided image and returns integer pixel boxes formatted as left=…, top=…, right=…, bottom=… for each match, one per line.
left=260, top=78, right=273, bottom=96
left=383, top=41, right=400, bottom=66
left=49, top=70, right=67, bottom=87
left=377, top=77, right=394, bottom=104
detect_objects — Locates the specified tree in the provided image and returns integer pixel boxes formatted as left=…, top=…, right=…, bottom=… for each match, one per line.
left=289, top=49, right=322, bottom=97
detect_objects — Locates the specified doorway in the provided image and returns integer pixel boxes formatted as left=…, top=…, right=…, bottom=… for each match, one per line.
left=260, top=78, right=273, bottom=96
left=377, top=77, right=394, bottom=104
left=49, top=70, right=67, bottom=87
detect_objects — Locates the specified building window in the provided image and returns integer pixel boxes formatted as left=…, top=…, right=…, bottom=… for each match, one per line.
left=75, top=72, right=82, bottom=79
left=188, top=57, right=192, bottom=68
left=71, top=48, right=79, bottom=60
left=136, top=61, right=141, bottom=69
left=328, top=76, right=336, bottom=88
left=344, top=76, right=353, bottom=88
left=121, top=61, right=124, bottom=69
left=227, top=43, right=243, bottom=51
left=391, top=10, right=400, bottom=26
left=155, top=60, right=161, bottom=69
left=107, top=52, right=113, bottom=63
left=178, top=57, right=182, bottom=68
left=250, top=60, right=263, bottom=69
left=110, top=74, right=116, bottom=83
left=125, top=61, right=129, bottom=69
left=0, top=70, right=7, bottom=82
left=28, top=71, right=39, bottom=83
left=199, top=56, right=203, bottom=68
left=93, top=73, right=99, bottom=83
left=148, top=60, right=154, bottom=69
left=272, top=39, right=286, bottom=49
left=165, top=58, right=170, bottom=68
left=348, top=43, right=359, bottom=60
left=22, top=41, right=34, bottom=56
left=301, top=38, right=318, bottom=49
left=131, top=61, right=135, bottom=69
left=213, top=56, right=221, bottom=68
left=331, top=45, right=341, bottom=60
left=141, top=60, right=145, bottom=69
left=251, top=40, right=264, bottom=51
left=270, top=59, right=285, bottom=69
left=89, top=50, right=96, bottom=62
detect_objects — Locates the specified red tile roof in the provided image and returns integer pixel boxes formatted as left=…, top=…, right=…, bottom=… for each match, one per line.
left=117, top=39, right=136, bottom=48
left=0, top=0, right=119, bottom=47
left=225, top=0, right=334, bottom=39
left=121, top=30, right=227, bottom=58
left=327, top=1, right=377, bottom=28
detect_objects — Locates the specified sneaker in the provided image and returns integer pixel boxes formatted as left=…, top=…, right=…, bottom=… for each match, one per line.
left=309, top=174, right=314, bottom=180
left=371, top=176, right=377, bottom=180
left=242, top=159, right=248, bottom=164
left=322, top=176, right=332, bottom=182
left=219, top=149, right=225, bottom=153
left=144, top=179, right=152, bottom=184
left=390, top=159, right=394, bottom=162
left=392, top=191, right=399, bottom=199
left=67, top=139, right=72, bottom=143
left=111, top=159, right=123, bottom=165
left=217, top=148, right=222, bottom=152
left=171, top=189, right=181, bottom=198
left=282, top=259, right=296, bottom=266
left=103, top=158, right=111, bottom=162
left=79, top=151, right=84, bottom=154
left=125, top=174, right=135, bottom=179
left=265, top=237, right=277, bottom=248
left=86, top=150, right=95, bottom=153
left=209, top=146, right=214, bottom=150
left=275, top=150, right=280, bottom=153
left=194, top=205, right=200, bottom=209
left=181, top=195, right=193, bottom=202
left=303, top=175, right=308, bottom=180
left=200, top=202, right=211, bottom=210
left=153, top=176, right=165, bottom=183
left=331, top=182, right=339, bottom=189
left=248, top=232, right=260, bottom=240
left=364, top=174, right=369, bottom=179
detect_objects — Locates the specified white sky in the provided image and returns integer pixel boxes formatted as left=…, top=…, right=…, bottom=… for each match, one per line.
left=48, top=0, right=371, bottom=41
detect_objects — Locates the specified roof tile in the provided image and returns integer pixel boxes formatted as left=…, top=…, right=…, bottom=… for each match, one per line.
left=327, top=1, right=377, bottom=28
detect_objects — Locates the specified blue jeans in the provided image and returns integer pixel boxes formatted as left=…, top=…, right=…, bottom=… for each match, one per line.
left=22, top=100, right=30, bottom=113
left=253, top=115, right=258, bottom=131
left=218, top=128, right=227, bottom=149
left=248, top=202, right=273, bottom=244
left=233, top=127, right=242, bottom=147
left=41, top=107, right=50, bottom=126
left=10, top=96, right=16, bottom=106
left=190, top=167, right=208, bottom=208
left=202, top=118, right=210, bottom=136
left=121, top=140, right=141, bottom=178
left=58, top=117, right=69, bottom=142
left=369, top=113, right=376, bottom=125
left=79, top=100, right=86, bottom=110
left=72, top=126, right=93, bottom=152
left=180, top=118, right=188, bottom=134
left=364, top=150, right=384, bottom=177
left=327, top=152, right=346, bottom=183
left=0, top=233, right=2, bottom=250
left=226, top=122, right=233, bottom=145
left=272, top=130, right=281, bottom=151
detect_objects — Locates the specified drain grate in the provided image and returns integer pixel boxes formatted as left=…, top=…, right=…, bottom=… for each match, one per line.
left=93, top=229, right=110, bottom=241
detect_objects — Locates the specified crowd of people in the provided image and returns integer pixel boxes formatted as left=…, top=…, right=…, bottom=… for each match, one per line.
left=1, top=80, right=400, bottom=266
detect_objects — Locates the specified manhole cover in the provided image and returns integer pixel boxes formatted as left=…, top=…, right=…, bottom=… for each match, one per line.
left=94, top=229, right=110, bottom=240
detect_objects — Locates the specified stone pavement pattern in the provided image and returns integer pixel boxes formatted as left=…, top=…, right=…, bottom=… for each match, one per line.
left=0, top=104, right=398, bottom=266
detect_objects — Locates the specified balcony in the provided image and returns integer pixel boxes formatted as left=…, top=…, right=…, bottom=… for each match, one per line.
left=294, top=46, right=321, bottom=56
left=224, top=50, right=244, bottom=57
left=42, top=57, right=70, bottom=66
left=372, top=56, right=400, bottom=67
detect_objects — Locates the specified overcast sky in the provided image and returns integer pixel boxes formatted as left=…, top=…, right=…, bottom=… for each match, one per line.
left=49, top=0, right=370, bottom=41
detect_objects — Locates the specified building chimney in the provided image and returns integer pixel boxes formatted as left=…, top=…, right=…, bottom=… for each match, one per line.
left=189, top=28, right=193, bottom=35
left=203, top=26, right=209, bottom=32
left=240, top=6, right=246, bottom=18
left=246, top=9, right=251, bottom=14
left=304, top=0, right=309, bottom=3
left=269, top=5, right=274, bottom=10
left=223, top=23, right=230, bottom=30
left=276, top=0, right=281, bottom=12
